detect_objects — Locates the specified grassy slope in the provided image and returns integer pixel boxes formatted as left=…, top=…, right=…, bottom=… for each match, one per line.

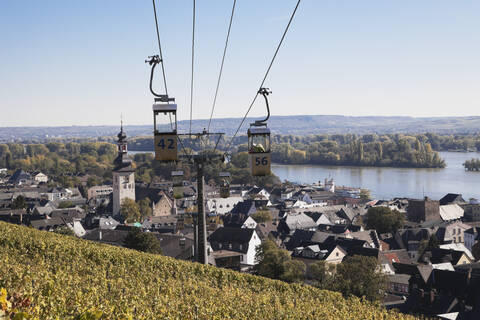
left=0, top=222, right=417, bottom=319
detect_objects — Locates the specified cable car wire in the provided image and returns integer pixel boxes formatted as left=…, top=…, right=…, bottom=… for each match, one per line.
left=207, top=0, right=237, bottom=133
left=224, top=0, right=302, bottom=154
left=189, top=0, right=196, bottom=137
left=151, top=0, right=174, bottom=130
left=152, top=0, right=169, bottom=96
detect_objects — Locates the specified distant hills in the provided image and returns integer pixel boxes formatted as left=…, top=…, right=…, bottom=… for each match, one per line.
left=1, top=115, right=480, bottom=141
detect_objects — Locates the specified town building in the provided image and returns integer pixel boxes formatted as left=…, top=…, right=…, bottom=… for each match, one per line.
left=112, top=125, right=135, bottom=216
left=408, top=197, right=441, bottom=223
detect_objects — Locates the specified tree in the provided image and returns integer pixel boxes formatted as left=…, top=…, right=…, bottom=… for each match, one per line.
left=308, top=261, right=334, bottom=288
left=280, top=260, right=306, bottom=283
left=12, top=195, right=26, bottom=209
left=58, top=201, right=74, bottom=209
left=124, top=228, right=162, bottom=254
left=359, top=189, right=371, bottom=201
left=54, top=226, right=75, bottom=236
left=138, top=198, right=153, bottom=219
left=121, top=198, right=141, bottom=223
left=254, top=240, right=306, bottom=283
left=251, top=210, right=272, bottom=223
left=365, top=206, right=404, bottom=235
left=418, top=234, right=440, bottom=256
left=334, top=255, right=386, bottom=302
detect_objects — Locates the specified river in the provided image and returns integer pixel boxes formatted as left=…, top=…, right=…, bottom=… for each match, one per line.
left=130, top=151, right=480, bottom=200
left=272, top=152, right=480, bottom=201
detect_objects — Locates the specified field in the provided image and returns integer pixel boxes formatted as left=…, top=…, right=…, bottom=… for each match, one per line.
left=0, top=222, right=417, bottom=319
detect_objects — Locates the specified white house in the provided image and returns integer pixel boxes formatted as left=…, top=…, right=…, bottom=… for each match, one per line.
left=206, top=196, right=243, bottom=215
left=32, top=172, right=48, bottom=183
left=208, top=227, right=262, bottom=265
left=241, top=216, right=258, bottom=229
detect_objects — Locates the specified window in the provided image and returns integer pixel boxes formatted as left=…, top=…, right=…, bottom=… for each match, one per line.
left=229, top=244, right=232, bottom=250
left=240, top=255, right=243, bottom=262
left=239, top=244, right=243, bottom=250
left=453, top=237, right=456, bottom=243
left=219, top=243, right=222, bottom=249
left=336, top=252, right=339, bottom=257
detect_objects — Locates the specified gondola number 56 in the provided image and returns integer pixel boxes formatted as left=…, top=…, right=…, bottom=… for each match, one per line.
left=255, top=156, right=268, bottom=166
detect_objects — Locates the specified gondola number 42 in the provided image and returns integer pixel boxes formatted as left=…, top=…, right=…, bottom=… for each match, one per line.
left=158, top=138, right=175, bottom=150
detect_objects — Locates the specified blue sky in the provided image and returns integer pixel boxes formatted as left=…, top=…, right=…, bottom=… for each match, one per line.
left=1, top=0, right=479, bottom=127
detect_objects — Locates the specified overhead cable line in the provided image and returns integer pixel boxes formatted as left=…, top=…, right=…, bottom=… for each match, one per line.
left=207, top=0, right=237, bottom=133
left=225, top=0, right=302, bottom=153
left=151, top=0, right=174, bottom=130
left=189, top=0, right=196, bottom=137
left=152, top=0, right=169, bottom=95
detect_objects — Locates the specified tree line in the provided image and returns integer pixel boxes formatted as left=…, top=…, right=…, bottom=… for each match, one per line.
left=0, top=142, right=280, bottom=189
left=463, top=158, right=480, bottom=171
left=127, top=133, right=450, bottom=168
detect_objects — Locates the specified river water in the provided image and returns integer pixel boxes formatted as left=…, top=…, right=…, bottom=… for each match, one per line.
left=272, top=152, right=480, bottom=201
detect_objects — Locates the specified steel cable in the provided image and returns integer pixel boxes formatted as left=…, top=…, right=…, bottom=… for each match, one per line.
left=224, top=0, right=302, bottom=154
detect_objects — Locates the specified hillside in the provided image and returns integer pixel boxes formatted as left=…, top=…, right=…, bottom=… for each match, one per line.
left=0, top=222, right=416, bottom=319
left=1, top=115, right=480, bottom=141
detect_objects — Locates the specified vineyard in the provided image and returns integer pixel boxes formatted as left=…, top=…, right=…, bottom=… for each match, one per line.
left=0, top=222, right=417, bottom=319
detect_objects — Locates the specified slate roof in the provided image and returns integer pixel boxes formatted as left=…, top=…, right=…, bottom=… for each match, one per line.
left=30, top=217, right=68, bottom=230
left=393, top=262, right=433, bottom=284
left=135, top=185, right=170, bottom=204
left=439, top=193, right=466, bottom=206
left=283, top=213, right=317, bottom=232
left=9, top=169, right=31, bottom=183
left=83, top=229, right=129, bottom=245
left=90, top=216, right=120, bottom=230
left=421, top=248, right=471, bottom=265
left=50, top=208, right=86, bottom=220
left=337, top=207, right=357, bottom=222
left=230, top=200, right=256, bottom=215
left=255, top=220, right=280, bottom=240
left=34, top=206, right=53, bottom=215
left=208, top=227, right=254, bottom=245
left=222, top=212, right=249, bottom=228
left=154, top=234, right=194, bottom=260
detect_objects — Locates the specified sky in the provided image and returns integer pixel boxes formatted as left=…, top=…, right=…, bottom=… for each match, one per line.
left=1, top=0, right=479, bottom=127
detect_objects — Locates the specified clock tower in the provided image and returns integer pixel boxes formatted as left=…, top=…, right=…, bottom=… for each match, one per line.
left=112, top=123, right=135, bottom=217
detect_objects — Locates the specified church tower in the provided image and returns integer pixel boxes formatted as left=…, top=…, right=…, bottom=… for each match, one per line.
left=112, top=123, right=135, bottom=216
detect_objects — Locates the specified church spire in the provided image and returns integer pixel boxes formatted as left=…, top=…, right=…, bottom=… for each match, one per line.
left=117, top=117, right=127, bottom=144
left=114, top=120, right=133, bottom=171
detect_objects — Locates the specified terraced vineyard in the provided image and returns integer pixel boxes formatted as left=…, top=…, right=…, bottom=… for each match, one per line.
left=0, top=222, right=417, bottom=319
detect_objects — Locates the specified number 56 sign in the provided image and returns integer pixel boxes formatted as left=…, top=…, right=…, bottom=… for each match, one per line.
left=154, top=134, right=178, bottom=161
left=250, top=153, right=271, bottom=176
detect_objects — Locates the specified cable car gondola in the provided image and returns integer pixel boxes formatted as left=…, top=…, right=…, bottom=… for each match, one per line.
left=248, top=88, right=272, bottom=176
left=172, top=170, right=184, bottom=199
left=146, top=55, right=178, bottom=162
left=219, top=172, right=231, bottom=198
